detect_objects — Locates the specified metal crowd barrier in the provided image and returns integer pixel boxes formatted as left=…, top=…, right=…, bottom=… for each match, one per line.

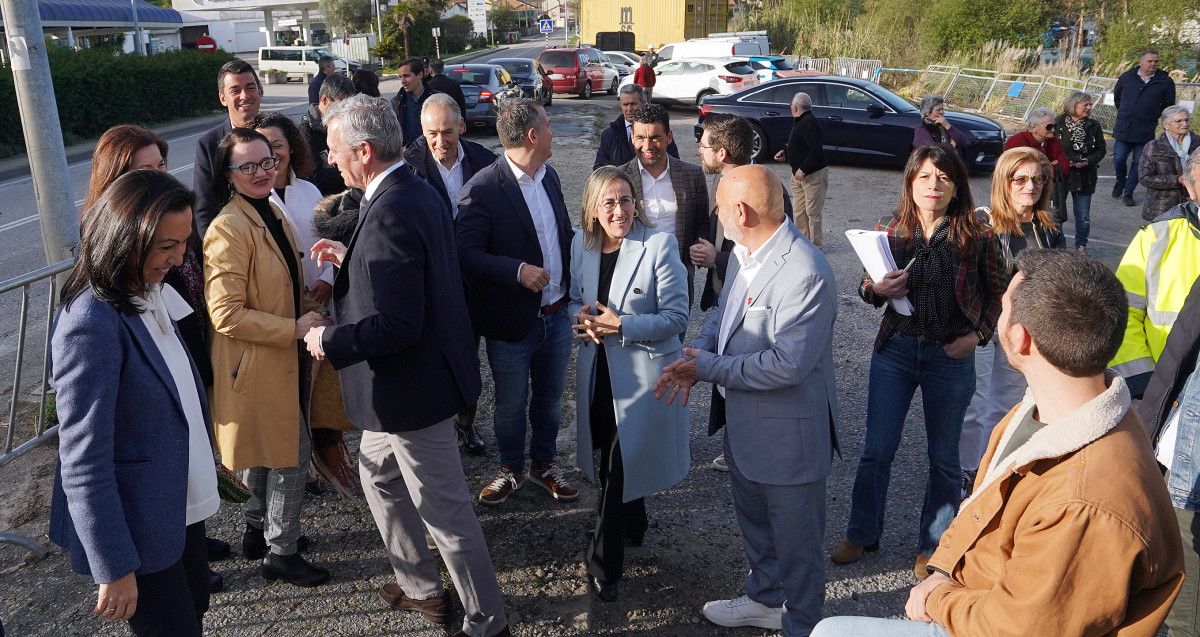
left=835, top=57, right=882, bottom=81
left=0, top=258, right=72, bottom=558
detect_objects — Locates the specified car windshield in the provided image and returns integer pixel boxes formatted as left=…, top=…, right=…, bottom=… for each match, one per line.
left=869, top=84, right=919, bottom=113
left=540, top=52, right=576, bottom=68
left=313, top=48, right=335, bottom=59
left=496, top=60, right=533, bottom=76
left=769, top=58, right=794, bottom=70
left=449, top=67, right=492, bottom=85
left=724, top=61, right=755, bottom=75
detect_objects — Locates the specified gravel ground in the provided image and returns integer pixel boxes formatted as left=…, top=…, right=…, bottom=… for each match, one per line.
left=0, top=93, right=1139, bottom=636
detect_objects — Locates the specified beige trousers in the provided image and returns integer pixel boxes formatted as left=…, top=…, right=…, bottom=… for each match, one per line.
left=790, top=167, right=829, bottom=248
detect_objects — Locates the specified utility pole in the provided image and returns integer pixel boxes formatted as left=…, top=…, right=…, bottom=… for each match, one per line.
left=130, top=0, right=145, bottom=55
left=2, top=0, right=78, bottom=264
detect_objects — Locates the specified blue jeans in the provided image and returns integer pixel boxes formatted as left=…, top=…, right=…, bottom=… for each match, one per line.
left=847, top=335, right=975, bottom=555
left=485, top=309, right=571, bottom=473
left=1113, top=139, right=1146, bottom=196
left=1067, top=191, right=1093, bottom=248
left=812, top=617, right=951, bottom=637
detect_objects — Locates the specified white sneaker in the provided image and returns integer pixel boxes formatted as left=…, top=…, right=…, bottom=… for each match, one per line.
left=711, top=454, right=730, bottom=472
left=701, top=595, right=784, bottom=629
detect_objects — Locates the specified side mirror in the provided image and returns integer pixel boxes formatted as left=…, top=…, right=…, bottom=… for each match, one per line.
left=866, top=103, right=885, bottom=116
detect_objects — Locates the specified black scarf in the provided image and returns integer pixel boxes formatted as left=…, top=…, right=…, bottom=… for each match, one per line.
left=898, top=217, right=964, bottom=342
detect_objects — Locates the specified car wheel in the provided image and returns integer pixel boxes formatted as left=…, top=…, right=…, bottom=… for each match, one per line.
left=608, top=78, right=619, bottom=95
left=581, top=81, right=592, bottom=99
left=749, top=121, right=770, bottom=164
left=696, top=89, right=717, bottom=106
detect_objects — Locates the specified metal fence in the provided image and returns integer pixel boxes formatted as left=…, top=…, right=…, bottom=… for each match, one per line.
left=0, top=258, right=71, bottom=558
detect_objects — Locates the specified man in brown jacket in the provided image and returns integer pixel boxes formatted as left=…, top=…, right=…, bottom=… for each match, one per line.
left=812, top=249, right=1184, bottom=637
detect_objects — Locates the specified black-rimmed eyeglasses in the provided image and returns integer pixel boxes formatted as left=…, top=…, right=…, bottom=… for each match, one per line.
left=227, top=157, right=279, bottom=175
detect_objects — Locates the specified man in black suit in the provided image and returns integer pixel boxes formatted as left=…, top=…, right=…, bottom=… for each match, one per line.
left=307, top=56, right=336, bottom=105
left=193, top=58, right=261, bottom=239
left=300, top=71, right=355, bottom=196
left=593, top=84, right=678, bottom=169
left=425, top=58, right=468, bottom=120
left=403, top=92, right=497, bottom=455
left=390, top=57, right=430, bottom=148
left=457, top=98, right=578, bottom=507
left=304, top=94, right=510, bottom=637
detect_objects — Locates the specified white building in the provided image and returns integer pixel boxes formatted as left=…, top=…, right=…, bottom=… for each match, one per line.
left=171, top=0, right=332, bottom=53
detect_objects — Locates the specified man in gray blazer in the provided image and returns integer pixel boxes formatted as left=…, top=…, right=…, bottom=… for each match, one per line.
left=621, top=103, right=709, bottom=305
left=656, top=164, right=838, bottom=636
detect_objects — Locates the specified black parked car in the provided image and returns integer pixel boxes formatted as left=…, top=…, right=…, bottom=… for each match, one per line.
left=694, top=76, right=1006, bottom=171
left=488, top=57, right=553, bottom=107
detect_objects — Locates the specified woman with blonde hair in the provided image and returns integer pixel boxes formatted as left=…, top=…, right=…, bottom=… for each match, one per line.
left=569, top=165, right=689, bottom=602
left=959, top=146, right=1064, bottom=492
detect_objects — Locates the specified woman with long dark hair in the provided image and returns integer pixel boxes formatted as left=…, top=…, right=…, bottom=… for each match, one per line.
left=50, top=170, right=218, bottom=636
left=832, top=144, right=1006, bottom=579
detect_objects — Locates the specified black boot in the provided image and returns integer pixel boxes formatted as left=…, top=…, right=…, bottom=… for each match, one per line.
left=456, top=405, right=486, bottom=456
left=261, top=552, right=330, bottom=587
left=243, top=525, right=311, bottom=560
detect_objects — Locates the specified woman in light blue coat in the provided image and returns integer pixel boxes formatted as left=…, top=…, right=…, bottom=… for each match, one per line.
left=569, top=165, right=690, bottom=603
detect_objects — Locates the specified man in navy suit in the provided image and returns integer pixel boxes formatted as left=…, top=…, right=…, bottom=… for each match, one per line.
left=304, top=94, right=510, bottom=637
left=457, top=98, right=579, bottom=506
left=193, top=58, right=261, bottom=239
left=404, top=92, right=498, bottom=455
left=593, top=84, right=679, bottom=170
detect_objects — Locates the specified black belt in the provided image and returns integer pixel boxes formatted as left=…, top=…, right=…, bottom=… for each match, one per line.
left=538, top=295, right=567, bottom=317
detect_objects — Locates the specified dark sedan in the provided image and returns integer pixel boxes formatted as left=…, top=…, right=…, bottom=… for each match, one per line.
left=694, top=76, right=1006, bottom=171
left=488, top=57, right=553, bottom=107
left=445, top=63, right=524, bottom=129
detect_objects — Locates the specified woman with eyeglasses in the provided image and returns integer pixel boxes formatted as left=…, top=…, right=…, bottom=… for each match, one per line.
left=958, top=147, right=1064, bottom=495
left=1055, top=92, right=1106, bottom=251
left=203, top=127, right=331, bottom=587
left=569, top=166, right=690, bottom=602
left=1138, top=105, right=1199, bottom=221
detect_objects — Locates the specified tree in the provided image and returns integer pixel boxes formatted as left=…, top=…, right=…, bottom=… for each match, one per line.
left=319, top=0, right=373, bottom=35
left=442, top=14, right=475, bottom=53
left=487, top=5, right=520, bottom=33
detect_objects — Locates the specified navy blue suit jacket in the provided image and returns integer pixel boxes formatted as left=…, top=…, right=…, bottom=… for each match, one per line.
left=593, top=113, right=680, bottom=169
left=192, top=119, right=233, bottom=241
left=403, top=137, right=498, bottom=215
left=322, top=163, right=482, bottom=432
left=456, top=158, right=574, bottom=343
left=48, top=287, right=212, bottom=583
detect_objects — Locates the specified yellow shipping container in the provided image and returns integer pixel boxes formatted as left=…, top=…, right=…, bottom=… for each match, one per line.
left=580, top=0, right=729, bottom=52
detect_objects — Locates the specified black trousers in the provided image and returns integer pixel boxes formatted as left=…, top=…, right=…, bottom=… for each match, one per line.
left=586, top=353, right=647, bottom=585
left=128, top=521, right=209, bottom=637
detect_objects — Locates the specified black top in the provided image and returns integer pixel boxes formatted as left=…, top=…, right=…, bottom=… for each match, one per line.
left=246, top=194, right=301, bottom=319
left=597, top=248, right=620, bottom=307
left=895, top=218, right=970, bottom=342
left=273, top=186, right=286, bottom=203
left=784, top=111, right=827, bottom=176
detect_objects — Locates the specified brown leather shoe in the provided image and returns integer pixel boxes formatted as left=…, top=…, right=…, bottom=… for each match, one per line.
left=449, top=627, right=512, bottom=637
left=478, top=465, right=523, bottom=506
left=527, top=461, right=579, bottom=502
left=378, top=584, right=449, bottom=626
left=914, top=554, right=932, bottom=580
left=830, top=538, right=879, bottom=565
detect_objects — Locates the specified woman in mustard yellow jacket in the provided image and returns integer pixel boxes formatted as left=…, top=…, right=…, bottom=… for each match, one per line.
left=203, top=128, right=330, bottom=588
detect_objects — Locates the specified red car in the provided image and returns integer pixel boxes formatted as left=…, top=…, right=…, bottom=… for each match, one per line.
left=536, top=47, right=620, bottom=99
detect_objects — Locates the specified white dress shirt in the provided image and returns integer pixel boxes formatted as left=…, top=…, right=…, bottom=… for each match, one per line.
left=639, top=157, right=678, bottom=238
left=505, top=152, right=564, bottom=306
left=363, top=160, right=407, bottom=202
left=436, top=144, right=467, bottom=219
left=715, top=222, right=790, bottom=398
left=269, top=171, right=333, bottom=288
left=133, top=285, right=219, bottom=525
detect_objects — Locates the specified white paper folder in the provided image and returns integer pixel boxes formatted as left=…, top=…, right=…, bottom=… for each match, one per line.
left=845, top=229, right=914, bottom=316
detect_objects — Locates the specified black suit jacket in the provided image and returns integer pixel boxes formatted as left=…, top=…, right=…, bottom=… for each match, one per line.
left=699, top=179, right=794, bottom=311
left=321, top=164, right=481, bottom=432
left=425, top=74, right=468, bottom=120
left=403, top=137, right=497, bottom=215
left=593, top=114, right=679, bottom=169
left=1139, top=275, right=1200, bottom=441
left=456, top=158, right=574, bottom=343
left=192, top=119, right=233, bottom=240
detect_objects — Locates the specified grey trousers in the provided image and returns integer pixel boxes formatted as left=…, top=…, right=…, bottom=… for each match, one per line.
left=725, top=433, right=826, bottom=637
left=244, top=416, right=311, bottom=556
left=790, top=167, right=829, bottom=248
left=1168, top=506, right=1200, bottom=636
left=359, top=420, right=507, bottom=637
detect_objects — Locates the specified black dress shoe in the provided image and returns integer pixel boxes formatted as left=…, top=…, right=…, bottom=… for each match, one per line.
left=206, top=537, right=231, bottom=562
left=456, top=421, right=486, bottom=456
left=209, top=569, right=224, bottom=593
left=1112, top=182, right=1123, bottom=198
left=261, top=552, right=330, bottom=587
left=588, top=575, right=619, bottom=602
left=242, top=525, right=311, bottom=560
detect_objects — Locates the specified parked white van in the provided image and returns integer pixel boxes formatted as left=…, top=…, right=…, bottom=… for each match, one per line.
left=656, top=37, right=768, bottom=64
left=258, top=46, right=355, bottom=81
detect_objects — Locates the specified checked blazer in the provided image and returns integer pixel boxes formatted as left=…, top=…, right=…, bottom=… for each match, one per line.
left=858, top=213, right=1006, bottom=352
left=620, top=157, right=709, bottom=302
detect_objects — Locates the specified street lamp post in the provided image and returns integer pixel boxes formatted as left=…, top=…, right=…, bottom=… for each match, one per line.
left=130, top=0, right=144, bottom=55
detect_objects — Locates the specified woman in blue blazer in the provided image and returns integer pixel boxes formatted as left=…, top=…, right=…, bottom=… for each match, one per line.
left=569, top=165, right=691, bottom=602
left=49, top=170, right=219, bottom=636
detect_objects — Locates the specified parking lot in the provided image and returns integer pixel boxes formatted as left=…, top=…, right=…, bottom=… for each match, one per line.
left=0, top=43, right=1153, bottom=636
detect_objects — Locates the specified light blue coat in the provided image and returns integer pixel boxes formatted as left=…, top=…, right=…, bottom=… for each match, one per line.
left=569, top=221, right=690, bottom=502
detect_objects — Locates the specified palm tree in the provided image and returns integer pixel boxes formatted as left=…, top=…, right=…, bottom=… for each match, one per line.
left=392, top=0, right=422, bottom=58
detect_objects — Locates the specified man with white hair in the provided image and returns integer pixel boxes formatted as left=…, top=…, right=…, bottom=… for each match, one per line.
left=304, top=94, right=511, bottom=637
left=774, top=91, right=828, bottom=248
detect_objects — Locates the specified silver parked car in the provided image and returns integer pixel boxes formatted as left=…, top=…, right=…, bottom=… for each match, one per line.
left=443, top=63, right=524, bottom=129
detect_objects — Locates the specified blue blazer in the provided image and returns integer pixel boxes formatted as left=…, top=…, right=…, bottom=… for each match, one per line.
left=569, top=222, right=691, bottom=501
left=456, top=158, right=574, bottom=343
left=322, top=163, right=482, bottom=432
left=48, top=287, right=211, bottom=583
left=593, top=113, right=680, bottom=170
left=403, top=137, right=497, bottom=215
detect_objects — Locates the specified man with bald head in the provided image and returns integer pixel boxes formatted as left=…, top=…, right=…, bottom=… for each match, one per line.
left=656, top=164, right=838, bottom=636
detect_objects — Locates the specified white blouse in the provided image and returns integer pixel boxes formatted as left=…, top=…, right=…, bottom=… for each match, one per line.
left=133, top=285, right=219, bottom=525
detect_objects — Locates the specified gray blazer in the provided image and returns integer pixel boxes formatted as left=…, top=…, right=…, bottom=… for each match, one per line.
left=691, top=222, right=839, bottom=486
left=621, top=156, right=710, bottom=276
left=569, top=222, right=691, bottom=501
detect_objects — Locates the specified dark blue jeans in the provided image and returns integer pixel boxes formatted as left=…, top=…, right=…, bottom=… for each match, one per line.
left=1113, top=140, right=1146, bottom=197
left=484, top=308, right=571, bottom=473
left=1068, top=191, right=1093, bottom=248
left=847, top=334, right=975, bottom=555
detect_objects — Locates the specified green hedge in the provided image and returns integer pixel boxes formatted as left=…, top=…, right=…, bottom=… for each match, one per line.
left=0, top=47, right=235, bottom=157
